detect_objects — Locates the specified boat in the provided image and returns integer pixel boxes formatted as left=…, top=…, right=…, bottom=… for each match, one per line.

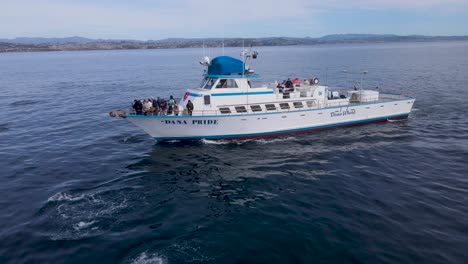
left=110, top=50, right=415, bottom=141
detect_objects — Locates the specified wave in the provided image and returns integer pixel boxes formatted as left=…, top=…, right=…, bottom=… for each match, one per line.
left=0, top=123, right=10, bottom=132
left=9, top=99, right=41, bottom=107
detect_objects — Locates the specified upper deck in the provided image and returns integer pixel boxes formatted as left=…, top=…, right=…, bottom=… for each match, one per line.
left=125, top=55, right=414, bottom=117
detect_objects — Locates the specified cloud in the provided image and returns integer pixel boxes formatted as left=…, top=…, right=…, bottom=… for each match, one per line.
left=314, top=0, right=468, bottom=10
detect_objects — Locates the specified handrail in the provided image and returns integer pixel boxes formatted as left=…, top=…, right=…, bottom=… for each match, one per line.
left=125, top=87, right=412, bottom=116
left=126, top=94, right=412, bottom=118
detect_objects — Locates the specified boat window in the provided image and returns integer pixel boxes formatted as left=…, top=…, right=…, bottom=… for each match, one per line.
left=250, top=105, right=262, bottom=112
left=293, top=102, right=304, bottom=108
left=219, top=107, right=231, bottom=114
left=265, top=104, right=276, bottom=111
left=279, top=103, right=290, bottom=110
left=216, top=79, right=227, bottom=88
left=247, top=79, right=261, bottom=88
left=201, top=78, right=216, bottom=89
left=215, top=79, right=238, bottom=89
left=235, top=106, right=247, bottom=113
left=204, top=95, right=211, bottom=105
left=199, top=78, right=208, bottom=88
left=306, top=100, right=315, bottom=107
left=227, top=79, right=238, bottom=88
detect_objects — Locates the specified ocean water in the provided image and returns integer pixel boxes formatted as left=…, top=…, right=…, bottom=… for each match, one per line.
left=1, top=42, right=468, bottom=263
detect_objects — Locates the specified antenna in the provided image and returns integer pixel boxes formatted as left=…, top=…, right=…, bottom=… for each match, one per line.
left=360, top=70, right=368, bottom=90
left=203, top=40, right=205, bottom=56
left=342, top=70, right=349, bottom=88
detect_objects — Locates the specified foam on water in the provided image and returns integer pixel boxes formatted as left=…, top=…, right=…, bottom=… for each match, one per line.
left=73, top=220, right=96, bottom=231
left=41, top=190, right=129, bottom=240
left=48, top=192, right=89, bottom=202
left=131, top=252, right=165, bottom=264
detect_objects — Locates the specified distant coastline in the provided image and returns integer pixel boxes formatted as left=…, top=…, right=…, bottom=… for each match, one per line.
left=1, top=34, right=467, bottom=53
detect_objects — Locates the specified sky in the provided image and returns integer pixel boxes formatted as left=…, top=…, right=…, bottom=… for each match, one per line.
left=1, top=0, right=468, bottom=40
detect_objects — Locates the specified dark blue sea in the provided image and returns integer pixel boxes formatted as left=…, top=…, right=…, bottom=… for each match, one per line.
left=1, top=42, right=468, bottom=264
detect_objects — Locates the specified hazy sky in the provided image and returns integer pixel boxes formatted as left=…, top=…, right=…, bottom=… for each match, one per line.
left=2, top=0, right=468, bottom=39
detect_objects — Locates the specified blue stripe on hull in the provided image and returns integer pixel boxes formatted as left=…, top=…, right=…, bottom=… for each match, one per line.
left=211, top=91, right=274, bottom=96
left=153, top=113, right=409, bottom=141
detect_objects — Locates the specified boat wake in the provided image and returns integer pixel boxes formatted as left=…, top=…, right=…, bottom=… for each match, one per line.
left=201, top=136, right=298, bottom=145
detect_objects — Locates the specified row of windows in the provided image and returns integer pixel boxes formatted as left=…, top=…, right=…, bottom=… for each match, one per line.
left=219, top=101, right=316, bottom=114
left=199, top=78, right=241, bottom=89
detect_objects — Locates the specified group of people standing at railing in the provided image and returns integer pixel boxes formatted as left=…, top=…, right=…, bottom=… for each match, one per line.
left=132, top=96, right=194, bottom=116
left=132, top=95, right=177, bottom=116
left=275, top=78, right=303, bottom=93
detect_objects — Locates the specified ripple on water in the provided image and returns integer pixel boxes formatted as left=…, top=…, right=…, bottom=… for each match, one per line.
left=0, top=123, right=10, bottom=133
left=9, top=99, right=41, bottom=107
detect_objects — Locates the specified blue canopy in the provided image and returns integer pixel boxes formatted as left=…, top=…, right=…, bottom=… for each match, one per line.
left=207, top=56, right=244, bottom=76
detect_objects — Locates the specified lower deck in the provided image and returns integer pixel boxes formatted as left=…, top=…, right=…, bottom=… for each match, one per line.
left=126, top=97, right=415, bottom=140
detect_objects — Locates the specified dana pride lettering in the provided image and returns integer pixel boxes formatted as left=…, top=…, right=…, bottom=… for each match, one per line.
left=164, top=120, right=218, bottom=125
left=330, top=109, right=356, bottom=117
left=192, top=120, right=218, bottom=125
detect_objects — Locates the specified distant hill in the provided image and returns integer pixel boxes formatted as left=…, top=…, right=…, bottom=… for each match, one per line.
left=318, top=34, right=399, bottom=41
left=0, top=36, right=98, bottom=44
left=1, top=34, right=468, bottom=53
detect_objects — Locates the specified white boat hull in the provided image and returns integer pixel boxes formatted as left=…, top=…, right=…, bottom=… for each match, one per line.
left=126, top=98, right=415, bottom=140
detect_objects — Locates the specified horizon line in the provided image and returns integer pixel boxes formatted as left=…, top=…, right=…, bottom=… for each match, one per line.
left=2, top=33, right=468, bottom=41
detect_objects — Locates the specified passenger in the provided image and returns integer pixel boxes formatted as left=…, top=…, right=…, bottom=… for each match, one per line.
left=132, top=99, right=138, bottom=113
left=173, top=104, right=179, bottom=116
left=186, top=100, right=194, bottom=116
left=159, top=98, right=167, bottom=115
left=304, top=79, right=310, bottom=85
left=147, top=99, right=154, bottom=114
left=285, top=78, right=293, bottom=89
left=152, top=97, right=160, bottom=115
left=142, top=99, right=151, bottom=115
left=167, top=95, right=176, bottom=115
left=293, top=78, right=300, bottom=86
left=276, top=83, right=284, bottom=93
left=135, top=100, right=143, bottom=115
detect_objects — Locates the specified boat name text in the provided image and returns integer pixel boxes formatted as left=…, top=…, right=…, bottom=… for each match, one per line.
left=164, top=120, right=218, bottom=125
left=330, top=109, right=356, bottom=117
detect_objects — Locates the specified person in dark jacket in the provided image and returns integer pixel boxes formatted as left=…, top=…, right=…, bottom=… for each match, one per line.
left=152, top=97, right=160, bottom=114
left=132, top=99, right=138, bottom=113
left=133, top=99, right=143, bottom=115
left=186, top=100, right=194, bottom=116
left=159, top=98, right=167, bottom=115
left=285, top=78, right=293, bottom=89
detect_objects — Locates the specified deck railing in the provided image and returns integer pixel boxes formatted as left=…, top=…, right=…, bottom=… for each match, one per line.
left=126, top=92, right=412, bottom=117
